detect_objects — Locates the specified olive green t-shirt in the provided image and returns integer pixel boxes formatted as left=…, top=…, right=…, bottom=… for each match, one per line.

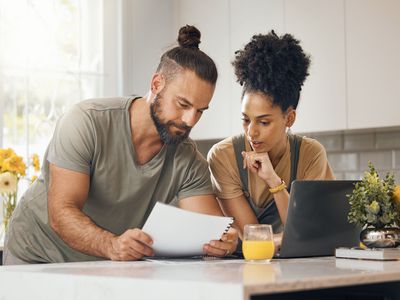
left=7, top=97, right=213, bottom=263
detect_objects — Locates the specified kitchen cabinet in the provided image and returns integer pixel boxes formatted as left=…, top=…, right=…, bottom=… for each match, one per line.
left=229, top=0, right=285, bottom=135
left=345, top=0, right=400, bottom=129
left=285, top=0, right=347, bottom=133
left=175, top=0, right=232, bottom=140
left=173, top=0, right=400, bottom=139
left=175, top=0, right=285, bottom=139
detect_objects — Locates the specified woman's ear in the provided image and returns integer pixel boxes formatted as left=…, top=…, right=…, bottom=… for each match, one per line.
left=285, top=108, right=296, bottom=128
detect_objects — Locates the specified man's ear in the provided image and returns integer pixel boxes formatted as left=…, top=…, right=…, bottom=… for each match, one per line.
left=150, top=73, right=166, bottom=95
left=286, top=108, right=296, bottom=128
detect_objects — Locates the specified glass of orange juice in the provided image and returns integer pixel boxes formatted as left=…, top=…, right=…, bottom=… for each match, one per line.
left=242, top=224, right=275, bottom=262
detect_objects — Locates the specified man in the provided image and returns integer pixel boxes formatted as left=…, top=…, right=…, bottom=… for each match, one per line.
left=3, top=25, right=238, bottom=264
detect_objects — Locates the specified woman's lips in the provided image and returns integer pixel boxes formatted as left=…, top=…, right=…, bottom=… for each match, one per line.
left=249, top=141, right=263, bottom=149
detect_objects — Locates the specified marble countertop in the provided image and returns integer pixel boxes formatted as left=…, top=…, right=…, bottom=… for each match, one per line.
left=1, top=257, right=400, bottom=300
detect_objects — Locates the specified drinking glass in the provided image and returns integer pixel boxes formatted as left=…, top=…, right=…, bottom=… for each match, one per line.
left=242, top=224, right=275, bottom=262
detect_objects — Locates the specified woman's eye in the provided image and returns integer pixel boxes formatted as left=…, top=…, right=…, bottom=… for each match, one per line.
left=260, top=121, right=270, bottom=126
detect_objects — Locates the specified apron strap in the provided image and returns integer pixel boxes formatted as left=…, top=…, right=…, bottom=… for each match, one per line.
left=232, top=133, right=303, bottom=233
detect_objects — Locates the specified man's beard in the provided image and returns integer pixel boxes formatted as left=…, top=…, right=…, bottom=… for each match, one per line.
left=150, top=93, right=192, bottom=145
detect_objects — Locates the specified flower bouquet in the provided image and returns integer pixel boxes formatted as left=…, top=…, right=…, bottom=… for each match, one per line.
left=0, top=148, right=40, bottom=238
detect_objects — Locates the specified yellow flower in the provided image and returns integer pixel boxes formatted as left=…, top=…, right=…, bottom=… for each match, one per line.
left=368, top=200, right=380, bottom=214
left=393, top=185, right=400, bottom=205
left=0, top=148, right=16, bottom=165
left=31, top=153, right=40, bottom=172
left=0, top=172, right=18, bottom=194
left=2, top=155, right=27, bottom=176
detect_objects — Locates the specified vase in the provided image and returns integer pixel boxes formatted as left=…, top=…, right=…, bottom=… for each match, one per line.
left=0, top=192, right=17, bottom=244
left=360, top=227, right=400, bottom=248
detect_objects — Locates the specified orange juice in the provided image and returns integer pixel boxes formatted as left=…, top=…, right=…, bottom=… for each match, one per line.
left=242, top=240, right=275, bottom=261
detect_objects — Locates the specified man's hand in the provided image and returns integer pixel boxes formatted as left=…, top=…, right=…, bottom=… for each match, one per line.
left=203, top=227, right=239, bottom=257
left=109, top=229, right=154, bottom=261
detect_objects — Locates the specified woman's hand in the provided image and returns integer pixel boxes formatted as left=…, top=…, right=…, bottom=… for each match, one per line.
left=241, top=151, right=280, bottom=186
left=203, top=227, right=239, bottom=257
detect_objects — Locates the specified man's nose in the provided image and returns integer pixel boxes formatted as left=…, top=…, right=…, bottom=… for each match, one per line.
left=182, top=110, right=199, bottom=127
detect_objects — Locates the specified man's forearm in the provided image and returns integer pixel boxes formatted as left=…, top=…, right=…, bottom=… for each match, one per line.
left=50, top=206, right=115, bottom=259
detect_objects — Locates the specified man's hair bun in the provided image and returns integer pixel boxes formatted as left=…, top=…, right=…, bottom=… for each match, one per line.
left=178, top=25, right=201, bottom=49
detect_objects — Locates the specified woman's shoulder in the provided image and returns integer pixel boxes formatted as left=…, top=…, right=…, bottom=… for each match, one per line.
left=299, top=136, right=327, bottom=155
left=297, top=135, right=334, bottom=179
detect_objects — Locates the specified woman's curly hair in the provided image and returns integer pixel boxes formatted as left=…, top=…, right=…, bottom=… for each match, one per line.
left=233, top=30, right=310, bottom=111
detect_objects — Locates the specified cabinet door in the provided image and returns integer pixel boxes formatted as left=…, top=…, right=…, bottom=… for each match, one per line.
left=175, top=0, right=232, bottom=140
left=285, top=0, right=347, bottom=133
left=346, top=0, right=400, bottom=129
left=229, top=0, right=285, bottom=136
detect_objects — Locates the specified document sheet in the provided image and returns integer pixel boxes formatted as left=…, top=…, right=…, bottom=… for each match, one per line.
left=142, top=202, right=234, bottom=257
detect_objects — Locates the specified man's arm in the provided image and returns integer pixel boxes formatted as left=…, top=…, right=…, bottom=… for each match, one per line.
left=178, top=195, right=239, bottom=256
left=48, top=163, right=154, bottom=260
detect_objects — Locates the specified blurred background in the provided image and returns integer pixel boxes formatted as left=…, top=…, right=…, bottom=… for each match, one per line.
left=0, top=0, right=399, bottom=180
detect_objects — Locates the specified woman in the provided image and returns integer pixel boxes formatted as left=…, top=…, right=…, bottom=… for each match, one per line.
left=207, top=31, right=334, bottom=242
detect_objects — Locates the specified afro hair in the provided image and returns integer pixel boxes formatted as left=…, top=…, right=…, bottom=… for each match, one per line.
left=233, top=30, right=310, bottom=111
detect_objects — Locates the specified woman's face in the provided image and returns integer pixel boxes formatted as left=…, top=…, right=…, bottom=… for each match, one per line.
left=241, top=92, right=294, bottom=153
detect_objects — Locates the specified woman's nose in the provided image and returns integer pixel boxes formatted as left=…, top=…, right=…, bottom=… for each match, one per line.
left=247, top=122, right=258, bottom=138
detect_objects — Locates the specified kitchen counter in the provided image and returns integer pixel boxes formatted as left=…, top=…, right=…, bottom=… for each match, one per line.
left=0, top=257, right=400, bottom=299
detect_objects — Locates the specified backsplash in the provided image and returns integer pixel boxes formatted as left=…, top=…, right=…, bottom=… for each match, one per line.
left=195, top=127, right=400, bottom=182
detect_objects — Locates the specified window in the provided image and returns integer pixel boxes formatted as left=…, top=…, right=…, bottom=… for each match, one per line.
left=0, top=0, right=104, bottom=162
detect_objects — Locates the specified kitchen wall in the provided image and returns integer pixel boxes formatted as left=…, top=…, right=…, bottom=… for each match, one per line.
left=118, top=0, right=400, bottom=182
left=195, top=127, right=400, bottom=181
left=119, top=0, right=399, bottom=139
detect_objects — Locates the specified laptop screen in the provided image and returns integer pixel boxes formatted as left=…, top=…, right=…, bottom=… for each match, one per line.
left=277, top=180, right=361, bottom=258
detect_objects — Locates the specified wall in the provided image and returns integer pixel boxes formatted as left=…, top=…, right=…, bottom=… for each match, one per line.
left=195, top=127, right=400, bottom=181
left=310, top=128, right=400, bottom=180
left=116, top=0, right=177, bottom=97
left=119, top=0, right=400, bottom=139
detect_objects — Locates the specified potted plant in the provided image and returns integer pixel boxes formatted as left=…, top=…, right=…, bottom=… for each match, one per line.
left=347, top=162, right=400, bottom=248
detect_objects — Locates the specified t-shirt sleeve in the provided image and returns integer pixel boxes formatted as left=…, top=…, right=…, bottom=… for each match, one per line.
left=298, top=139, right=335, bottom=180
left=47, top=104, right=95, bottom=174
left=207, top=142, right=244, bottom=199
left=177, top=150, right=214, bottom=200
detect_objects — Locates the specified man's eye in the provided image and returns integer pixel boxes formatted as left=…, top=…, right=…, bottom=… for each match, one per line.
left=179, top=102, right=189, bottom=108
left=241, top=118, right=249, bottom=124
left=260, top=121, right=270, bottom=126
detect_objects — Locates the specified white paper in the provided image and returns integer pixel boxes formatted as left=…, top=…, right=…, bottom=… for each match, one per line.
left=142, top=202, right=233, bottom=257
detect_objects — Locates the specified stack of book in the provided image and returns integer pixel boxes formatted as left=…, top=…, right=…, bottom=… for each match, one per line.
left=335, top=247, right=400, bottom=261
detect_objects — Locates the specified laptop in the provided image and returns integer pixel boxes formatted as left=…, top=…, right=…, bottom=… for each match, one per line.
left=276, top=180, right=361, bottom=258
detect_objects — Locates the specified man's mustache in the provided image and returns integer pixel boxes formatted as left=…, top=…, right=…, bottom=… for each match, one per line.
left=168, top=122, right=192, bottom=131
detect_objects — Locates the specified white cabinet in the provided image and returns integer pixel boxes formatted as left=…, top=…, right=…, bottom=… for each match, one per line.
left=229, top=0, right=285, bottom=135
left=345, top=0, right=400, bottom=129
left=175, top=0, right=349, bottom=137
left=230, top=0, right=348, bottom=134
left=174, top=0, right=232, bottom=140
left=172, top=0, right=400, bottom=139
left=175, top=0, right=285, bottom=139
left=285, top=0, right=347, bottom=133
